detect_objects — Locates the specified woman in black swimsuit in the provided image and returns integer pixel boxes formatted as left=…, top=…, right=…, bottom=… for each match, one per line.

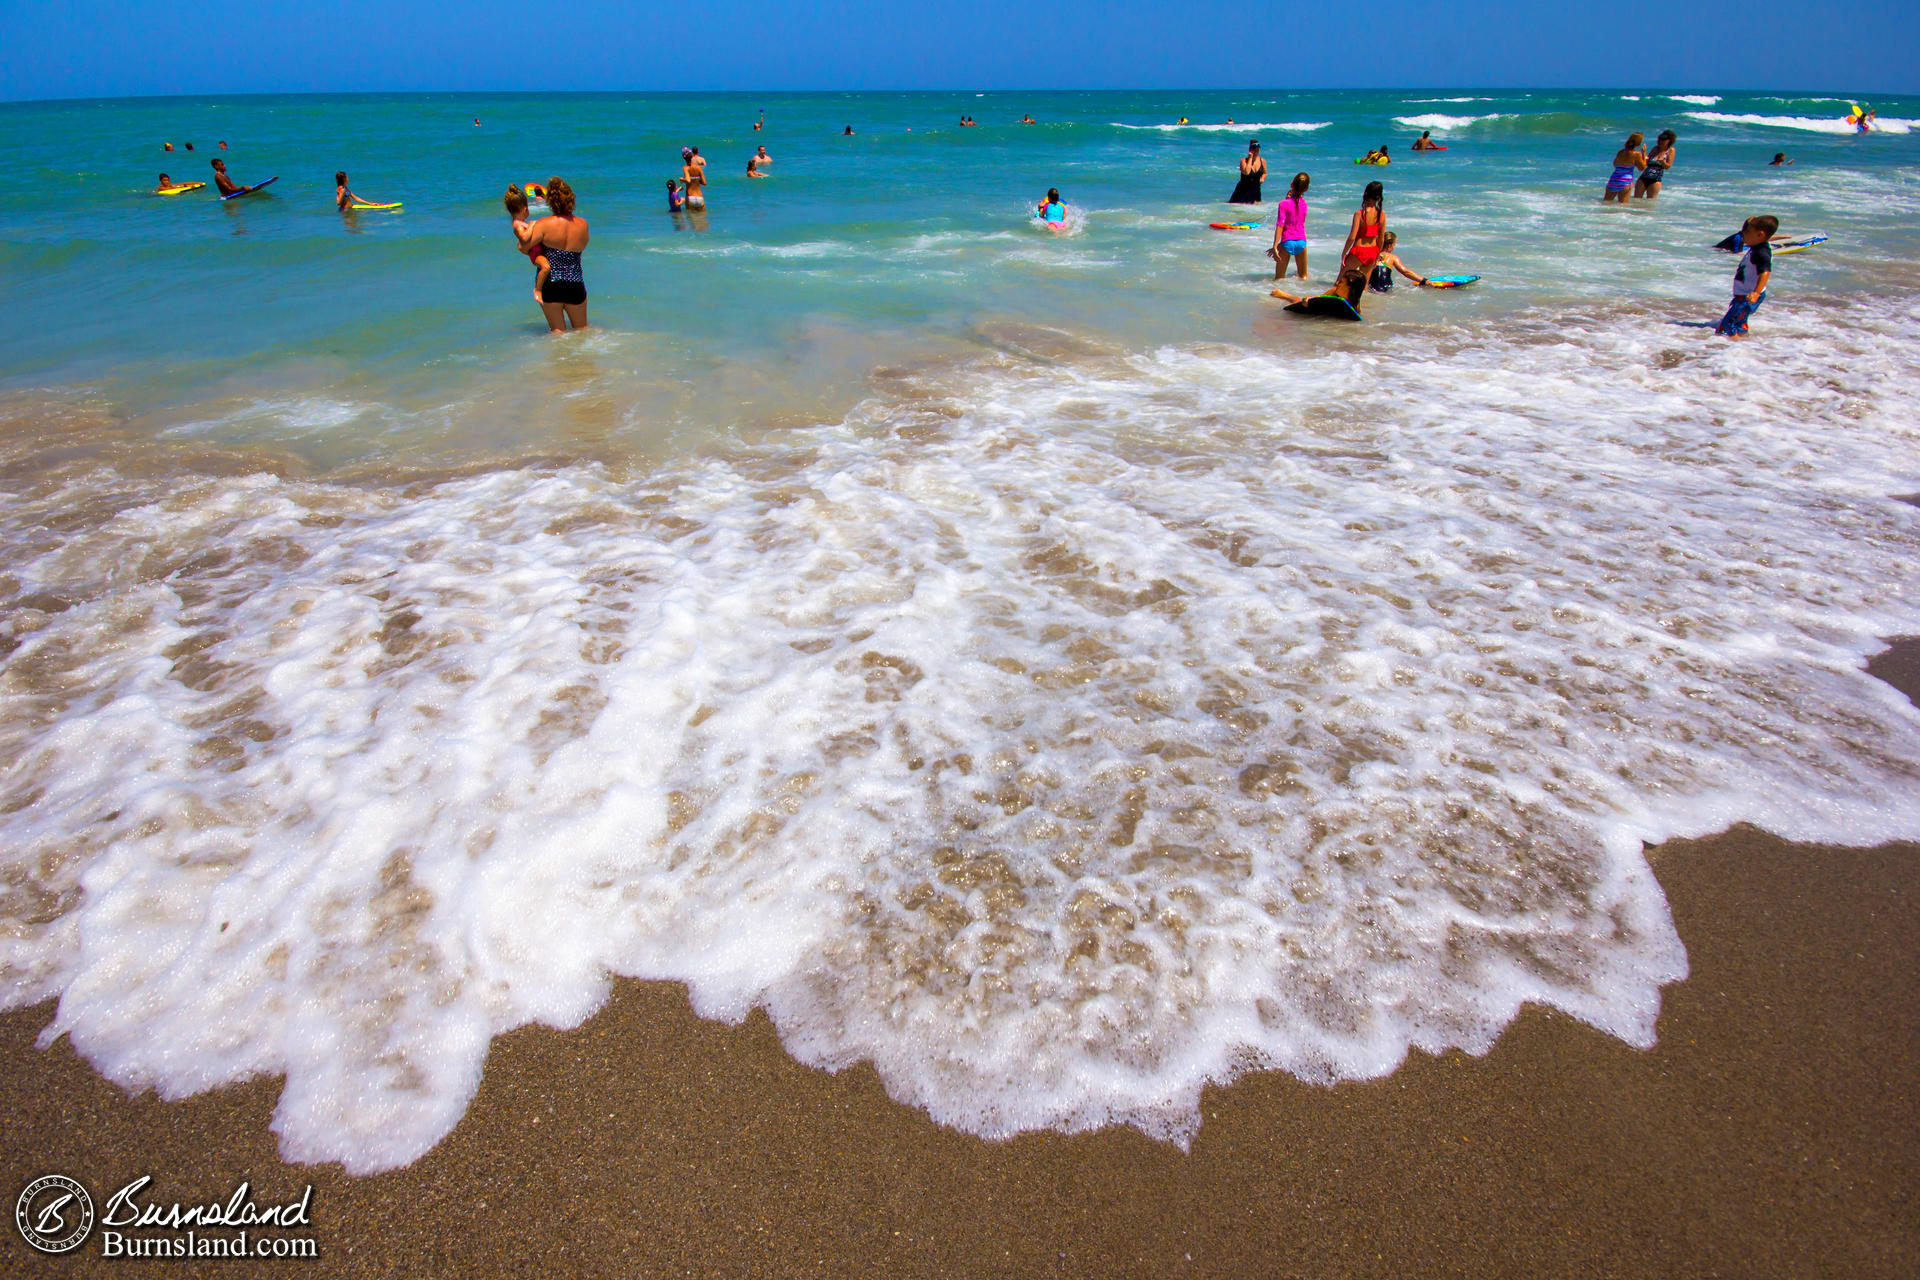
left=1228, top=140, right=1265, bottom=204
left=519, top=176, right=589, bottom=333
left=1635, top=130, right=1676, bottom=200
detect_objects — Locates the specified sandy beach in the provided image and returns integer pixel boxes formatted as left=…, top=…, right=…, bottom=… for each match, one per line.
left=4, top=644, right=1914, bottom=1278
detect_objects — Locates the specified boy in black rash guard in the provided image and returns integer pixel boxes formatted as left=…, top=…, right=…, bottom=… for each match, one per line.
left=1716, top=215, right=1777, bottom=338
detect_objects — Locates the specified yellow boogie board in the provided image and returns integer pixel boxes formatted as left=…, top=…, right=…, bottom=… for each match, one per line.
left=349, top=201, right=402, bottom=210
left=157, top=182, right=205, bottom=195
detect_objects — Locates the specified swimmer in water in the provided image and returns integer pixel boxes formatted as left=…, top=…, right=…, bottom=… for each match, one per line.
left=1177, top=117, right=1189, bottom=125
left=1635, top=129, right=1676, bottom=200
left=1340, top=180, right=1386, bottom=275
left=209, top=158, right=244, bottom=196
left=1770, top=152, right=1793, bottom=166
left=667, top=179, right=684, bottom=211
left=747, top=155, right=767, bottom=178
left=755, top=144, right=771, bottom=167
left=1271, top=266, right=1370, bottom=312
left=843, top=124, right=855, bottom=135
left=681, top=148, right=707, bottom=210
left=1366, top=231, right=1431, bottom=291
left=1035, top=187, right=1065, bottom=221
left=1268, top=171, right=1310, bottom=281
left=1603, top=132, right=1647, bottom=204
left=219, top=140, right=227, bottom=150
left=1412, top=130, right=1438, bottom=151
left=518, top=176, right=589, bottom=333
left=1020, top=114, right=1035, bottom=124
left=163, top=142, right=174, bottom=152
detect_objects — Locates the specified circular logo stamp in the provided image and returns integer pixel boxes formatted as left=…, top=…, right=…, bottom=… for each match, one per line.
left=15, top=1175, right=94, bottom=1255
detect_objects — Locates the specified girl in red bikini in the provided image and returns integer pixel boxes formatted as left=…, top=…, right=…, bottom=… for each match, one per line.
left=1341, top=181, right=1386, bottom=275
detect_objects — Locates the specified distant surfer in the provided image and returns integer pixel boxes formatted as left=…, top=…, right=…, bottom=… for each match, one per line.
left=1228, top=140, right=1265, bottom=204
left=1603, top=132, right=1647, bottom=203
left=518, top=176, right=589, bottom=333
left=1268, top=171, right=1310, bottom=281
left=1634, top=130, right=1676, bottom=200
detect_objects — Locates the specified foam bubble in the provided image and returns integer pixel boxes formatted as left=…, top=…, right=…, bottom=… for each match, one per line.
left=4, top=296, right=1920, bottom=1173
left=1392, top=113, right=1511, bottom=131
left=1686, top=111, right=1915, bottom=135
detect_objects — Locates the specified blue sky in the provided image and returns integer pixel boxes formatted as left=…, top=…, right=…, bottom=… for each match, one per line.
left=2, top=0, right=1913, bottom=100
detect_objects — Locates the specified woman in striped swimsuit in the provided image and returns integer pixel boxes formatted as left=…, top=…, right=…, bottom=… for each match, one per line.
left=519, top=176, right=590, bottom=333
left=1602, top=133, right=1646, bottom=204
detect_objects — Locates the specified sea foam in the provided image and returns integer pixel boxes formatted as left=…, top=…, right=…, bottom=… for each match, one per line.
left=3, top=298, right=1919, bottom=1173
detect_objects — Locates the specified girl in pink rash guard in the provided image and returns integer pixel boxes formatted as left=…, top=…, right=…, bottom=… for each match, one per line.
left=1268, top=172, right=1310, bottom=281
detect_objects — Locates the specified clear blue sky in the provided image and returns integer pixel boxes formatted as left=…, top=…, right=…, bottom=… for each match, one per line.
left=2, top=0, right=1913, bottom=101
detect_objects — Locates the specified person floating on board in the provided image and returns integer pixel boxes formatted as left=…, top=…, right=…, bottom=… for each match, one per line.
left=1035, top=188, right=1065, bottom=221
left=209, top=158, right=247, bottom=197
left=1177, top=117, right=1189, bottom=125
left=1367, top=232, right=1432, bottom=291
left=1714, top=215, right=1776, bottom=339
left=1412, top=131, right=1439, bottom=151
left=1362, top=144, right=1391, bottom=164
left=504, top=185, right=550, bottom=305
left=1603, top=132, right=1647, bottom=203
left=335, top=171, right=361, bottom=212
left=163, top=141, right=174, bottom=152
left=1268, top=171, right=1310, bottom=281
left=1271, top=266, right=1369, bottom=311
left=1229, top=140, right=1265, bottom=203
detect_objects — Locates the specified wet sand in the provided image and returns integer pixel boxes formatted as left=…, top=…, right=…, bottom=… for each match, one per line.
left=4, top=644, right=1917, bottom=1278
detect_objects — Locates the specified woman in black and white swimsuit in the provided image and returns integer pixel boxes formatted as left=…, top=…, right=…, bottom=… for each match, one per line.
left=519, top=176, right=590, bottom=333
left=1635, top=130, right=1677, bottom=200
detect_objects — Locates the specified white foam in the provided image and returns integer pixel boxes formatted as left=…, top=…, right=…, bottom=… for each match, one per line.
left=1393, top=113, right=1510, bottom=131
left=1665, top=94, right=1722, bottom=106
left=4, top=297, right=1920, bottom=1173
left=1686, top=111, right=1915, bottom=135
left=1113, top=121, right=1330, bottom=133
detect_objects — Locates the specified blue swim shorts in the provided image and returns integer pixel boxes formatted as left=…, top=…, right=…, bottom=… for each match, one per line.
left=1281, top=239, right=1307, bottom=255
left=1715, top=290, right=1765, bottom=336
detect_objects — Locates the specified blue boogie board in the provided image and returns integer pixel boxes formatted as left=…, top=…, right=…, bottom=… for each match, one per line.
left=1285, top=295, right=1363, bottom=321
left=222, top=175, right=280, bottom=200
left=1424, top=274, right=1480, bottom=288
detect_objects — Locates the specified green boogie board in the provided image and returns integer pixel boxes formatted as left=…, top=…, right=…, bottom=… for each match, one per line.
left=1285, top=295, right=1363, bottom=322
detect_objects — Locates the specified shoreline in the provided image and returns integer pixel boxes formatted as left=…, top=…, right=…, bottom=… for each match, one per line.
left=2, top=640, right=1916, bottom=1277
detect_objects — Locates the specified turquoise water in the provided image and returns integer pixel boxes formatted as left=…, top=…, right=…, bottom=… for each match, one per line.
left=3, top=90, right=1920, bottom=1173
left=4, top=89, right=1917, bottom=462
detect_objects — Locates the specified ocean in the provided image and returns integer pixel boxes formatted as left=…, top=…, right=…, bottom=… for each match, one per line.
left=1, top=88, right=1917, bottom=1173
